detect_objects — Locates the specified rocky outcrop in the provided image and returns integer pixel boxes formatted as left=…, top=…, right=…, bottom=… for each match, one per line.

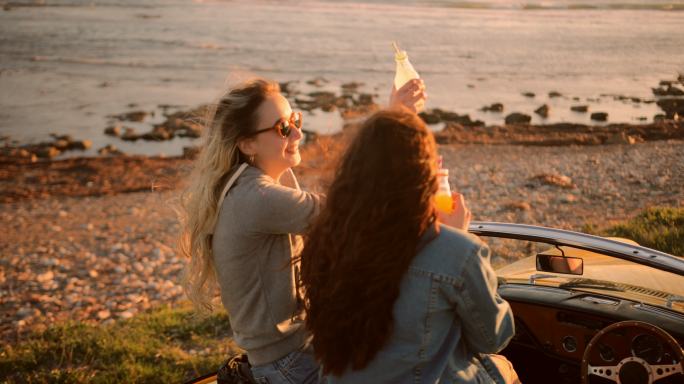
left=534, top=105, right=549, bottom=118
left=481, top=103, right=504, bottom=112
left=505, top=112, right=532, bottom=125
left=418, top=108, right=484, bottom=127
left=571, top=105, right=589, bottom=113
left=591, top=112, right=609, bottom=122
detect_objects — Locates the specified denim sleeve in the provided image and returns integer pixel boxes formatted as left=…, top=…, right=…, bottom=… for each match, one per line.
left=453, top=242, right=514, bottom=354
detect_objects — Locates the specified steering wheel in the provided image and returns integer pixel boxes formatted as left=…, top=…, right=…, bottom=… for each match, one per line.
left=581, top=320, right=683, bottom=384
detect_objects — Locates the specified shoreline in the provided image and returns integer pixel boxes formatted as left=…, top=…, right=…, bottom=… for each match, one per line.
left=1, top=119, right=683, bottom=204
left=2, top=75, right=682, bottom=161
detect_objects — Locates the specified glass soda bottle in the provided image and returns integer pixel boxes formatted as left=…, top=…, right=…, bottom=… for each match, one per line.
left=435, top=156, right=453, bottom=214
left=392, top=41, right=424, bottom=112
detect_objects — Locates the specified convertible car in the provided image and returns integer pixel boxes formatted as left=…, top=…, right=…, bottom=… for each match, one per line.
left=186, top=221, right=684, bottom=384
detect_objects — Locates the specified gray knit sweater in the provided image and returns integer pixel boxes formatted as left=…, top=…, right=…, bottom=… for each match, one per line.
left=212, top=165, right=323, bottom=366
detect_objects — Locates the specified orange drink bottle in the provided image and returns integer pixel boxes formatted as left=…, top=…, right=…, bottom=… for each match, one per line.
left=435, top=156, right=453, bottom=214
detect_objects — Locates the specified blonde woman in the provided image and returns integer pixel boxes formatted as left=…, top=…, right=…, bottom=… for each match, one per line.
left=178, top=77, right=426, bottom=384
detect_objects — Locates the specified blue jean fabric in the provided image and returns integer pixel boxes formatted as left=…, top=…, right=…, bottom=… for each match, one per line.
left=323, top=223, right=516, bottom=383
left=250, top=341, right=321, bottom=384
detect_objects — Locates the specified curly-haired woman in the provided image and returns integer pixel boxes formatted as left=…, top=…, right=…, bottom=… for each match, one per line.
left=299, top=109, right=519, bottom=383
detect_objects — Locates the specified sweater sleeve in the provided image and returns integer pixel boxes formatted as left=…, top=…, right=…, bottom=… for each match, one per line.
left=246, top=179, right=324, bottom=235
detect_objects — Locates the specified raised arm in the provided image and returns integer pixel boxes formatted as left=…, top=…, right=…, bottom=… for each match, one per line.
left=246, top=179, right=325, bottom=235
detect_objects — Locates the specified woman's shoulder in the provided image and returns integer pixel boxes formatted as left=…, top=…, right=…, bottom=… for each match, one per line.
left=227, top=165, right=275, bottom=198
left=224, top=165, right=318, bottom=217
left=216, top=166, right=268, bottom=219
left=436, top=224, right=484, bottom=251
left=419, top=223, right=484, bottom=255
left=412, top=224, right=486, bottom=276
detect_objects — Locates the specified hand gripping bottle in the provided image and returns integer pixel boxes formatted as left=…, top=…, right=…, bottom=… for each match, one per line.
left=392, top=41, right=424, bottom=112
left=434, top=156, right=453, bottom=214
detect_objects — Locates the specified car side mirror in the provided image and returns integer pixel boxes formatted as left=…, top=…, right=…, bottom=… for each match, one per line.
left=536, top=254, right=583, bottom=275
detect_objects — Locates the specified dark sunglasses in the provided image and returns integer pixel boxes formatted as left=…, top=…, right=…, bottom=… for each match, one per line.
left=248, top=111, right=303, bottom=139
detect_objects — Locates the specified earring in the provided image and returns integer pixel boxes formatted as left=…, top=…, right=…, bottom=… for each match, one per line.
left=249, top=154, right=255, bottom=164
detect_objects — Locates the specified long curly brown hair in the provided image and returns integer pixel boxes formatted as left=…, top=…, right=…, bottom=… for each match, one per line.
left=298, top=108, right=440, bottom=376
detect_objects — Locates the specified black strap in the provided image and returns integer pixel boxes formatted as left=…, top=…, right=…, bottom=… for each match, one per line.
left=216, top=353, right=257, bottom=384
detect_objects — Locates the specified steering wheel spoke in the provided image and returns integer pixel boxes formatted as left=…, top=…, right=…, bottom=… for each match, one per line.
left=587, top=364, right=619, bottom=382
left=581, top=321, right=684, bottom=384
left=651, top=363, right=683, bottom=381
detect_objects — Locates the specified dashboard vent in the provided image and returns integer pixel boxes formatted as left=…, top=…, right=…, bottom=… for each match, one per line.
left=614, top=282, right=670, bottom=299
left=633, top=303, right=684, bottom=320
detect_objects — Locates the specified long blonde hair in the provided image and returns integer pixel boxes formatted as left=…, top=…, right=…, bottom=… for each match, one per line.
left=178, top=77, right=280, bottom=314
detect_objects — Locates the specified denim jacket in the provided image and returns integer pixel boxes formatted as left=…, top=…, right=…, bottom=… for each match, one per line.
left=324, top=223, right=515, bottom=384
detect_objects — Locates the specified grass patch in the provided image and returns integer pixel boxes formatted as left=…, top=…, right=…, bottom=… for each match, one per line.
left=0, top=302, right=238, bottom=383
left=583, top=206, right=684, bottom=256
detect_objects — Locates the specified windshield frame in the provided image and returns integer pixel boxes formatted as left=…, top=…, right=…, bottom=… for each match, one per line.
left=468, top=221, right=684, bottom=276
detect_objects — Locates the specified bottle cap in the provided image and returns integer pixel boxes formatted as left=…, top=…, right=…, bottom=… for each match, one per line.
left=392, top=41, right=407, bottom=60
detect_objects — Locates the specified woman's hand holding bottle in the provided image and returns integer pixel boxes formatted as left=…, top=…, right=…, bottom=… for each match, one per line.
left=437, top=192, right=472, bottom=231
left=390, top=42, right=426, bottom=113
left=389, top=78, right=427, bottom=113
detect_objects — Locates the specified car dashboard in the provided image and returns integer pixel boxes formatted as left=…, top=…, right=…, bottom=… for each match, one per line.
left=497, top=283, right=684, bottom=384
